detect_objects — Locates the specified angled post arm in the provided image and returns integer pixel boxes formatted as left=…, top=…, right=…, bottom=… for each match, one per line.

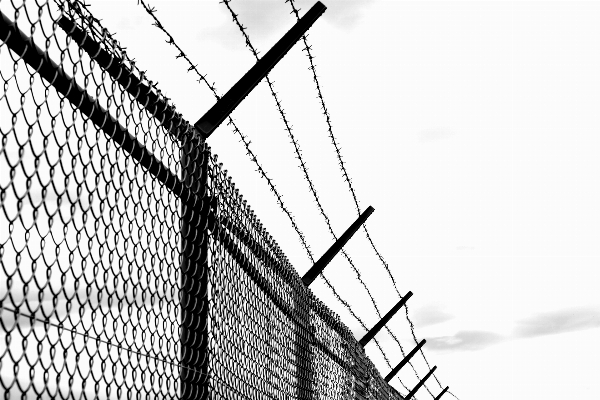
left=359, top=291, right=413, bottom=346
left=404, top=366, right=437, bottom=400
left=195, top=2, right=327, bottom=138
left=302, top=206, right=375, bottom=286
left=384, top=339, right=426, bottom=382
left=435, top=386, right=450, bottom=400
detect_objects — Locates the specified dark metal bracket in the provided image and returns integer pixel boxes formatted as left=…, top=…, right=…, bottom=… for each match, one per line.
left=405, top=366, right=437, bottom=400
left=359, top=291, right=413, bottom=346
left=195, top=1, right=327, bottom=138
left=435, top=386, right=450, bottom=400
left=302, top=206, right=375, bottom=286
left=384, top=339, right=425, bottom=382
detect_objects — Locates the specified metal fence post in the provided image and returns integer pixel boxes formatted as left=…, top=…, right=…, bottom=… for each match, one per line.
left=294, top=290, right=313, bottom=399
left=181, top=135, right=211, bottom=400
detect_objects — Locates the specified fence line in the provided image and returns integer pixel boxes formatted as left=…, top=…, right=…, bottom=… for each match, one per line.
left=220, top=0, right=387, bottom=335
left=0, top=0, right=435, bottom=398
left=135, top=1, right=454, bottom=398
left=221, top=1, right=449, bottom=398
left=133, top=0, right=379, bottom=358
left=216, top=3, right=420, bottom=395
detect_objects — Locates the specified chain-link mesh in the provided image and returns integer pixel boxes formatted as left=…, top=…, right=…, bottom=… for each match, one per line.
left=1, top=0, right=405, bottom=398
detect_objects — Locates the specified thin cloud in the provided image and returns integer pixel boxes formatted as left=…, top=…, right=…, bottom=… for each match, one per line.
left=348, top=323, right=367, bottom=339
left=417, top=128, right=454, bottom=142
left=514, top=306, right=600, bottom=339
left=413, top=305, right=454, bottom=327
left=234, top=0, right=374, bottom=32
left=426, top=330, right=504, bottom=352
left=208, top=0, right=373, bottom=49
left=306, top=0, right=374, bottom=29
left=204, top=1, right=288, bottom=52
left=223, top=1, right=286, bottom=40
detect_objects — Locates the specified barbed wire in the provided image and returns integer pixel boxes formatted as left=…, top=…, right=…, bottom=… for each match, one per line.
left=134, top=1, right=452, bottom=398
left=316, top=275, right=415, bottom=393
left=283, top=0, right=401, bottom=295
left=134, top=0, right=315, bottom=263
left=285, top=1, right=457, bottom=398
left=218, top=0, right=423, bottom=396
left=1, top=3, right=450, bottom=396
left=132, top=0, right=387, bottom=360
left=219, top=0, right=385, bottom=335
left=134, top=2, right=382, bottom=361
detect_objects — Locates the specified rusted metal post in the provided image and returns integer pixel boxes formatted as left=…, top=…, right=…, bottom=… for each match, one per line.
left=384, top=339, right=425, bottom=382
left=302, top=206, right=375, bottom=286
left=195, top=2, right=327, bottom=137
left=359, top=291, right=412, bottom=347
left=404, top=366, right=437, bottom=400
left=435, top=386, right=450, bottom=400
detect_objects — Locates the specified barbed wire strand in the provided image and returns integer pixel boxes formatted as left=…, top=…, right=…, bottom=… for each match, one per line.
left=219, top=1, right=420, bottom=396
left=134, top=1, right=442, bottom=398
left=285, top=1, right=457, bottom=398
left=219, top=1, right=432, bottom=395
left=131, top=1, right=396, bottom=371
left=284, top=0, right=401, bottom=298
left=80, top=2, right=388, bottom=394
left=219, top=0, right=384, bottom=330
left=133, top=0, right=316, bottom=264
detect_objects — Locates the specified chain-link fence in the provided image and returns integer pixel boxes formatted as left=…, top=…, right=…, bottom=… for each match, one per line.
left=0, top=0, right=405, bottom=398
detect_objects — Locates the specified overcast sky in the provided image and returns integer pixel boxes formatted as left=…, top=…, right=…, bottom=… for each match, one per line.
left=3, top=1, right=600, bottom=399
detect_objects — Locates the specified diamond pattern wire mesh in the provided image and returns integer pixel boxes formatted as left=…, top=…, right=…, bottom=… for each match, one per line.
left=0, top=0, right=405, bottom=398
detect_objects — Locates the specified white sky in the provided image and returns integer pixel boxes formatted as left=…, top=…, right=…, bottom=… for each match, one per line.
left=3, top=0, right=600, bottom=399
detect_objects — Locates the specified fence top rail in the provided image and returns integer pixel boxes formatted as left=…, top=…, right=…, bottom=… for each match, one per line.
left=58, top=0, right=200, bottom=144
